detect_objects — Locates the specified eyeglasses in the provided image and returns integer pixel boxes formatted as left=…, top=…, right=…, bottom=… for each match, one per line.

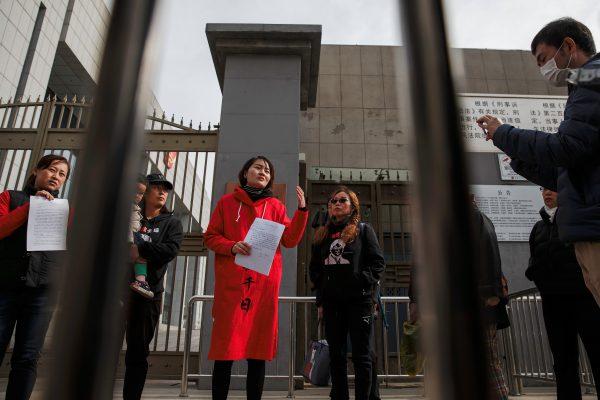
left=329, top=198, right=349, bottom=205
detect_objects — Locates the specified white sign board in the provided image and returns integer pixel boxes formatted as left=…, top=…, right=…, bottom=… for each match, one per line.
left=471, top=185, right=543, bottom=242
left=497, top=154, right=526, bottom=181
left=458, top=94, right=567, bottom=152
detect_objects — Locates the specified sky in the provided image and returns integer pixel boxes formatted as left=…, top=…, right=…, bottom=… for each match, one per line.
left=152, top=0, right=600, bottom=125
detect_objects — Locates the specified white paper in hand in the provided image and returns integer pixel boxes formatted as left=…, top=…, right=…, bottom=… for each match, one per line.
left=26, top=196, right=69, bottom=251
left=235, top=218, right=285, bottom=275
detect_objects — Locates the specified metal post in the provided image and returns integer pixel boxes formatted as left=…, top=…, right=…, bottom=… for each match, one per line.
left=180, top=297, right=196, bottom=397
left=27, top=97, right=55, bottom=174
left=398, top=0, right=490, bottom=399
left=44, top=1, right=160, bottom=399
left=287, top=302, right=296, bottom=398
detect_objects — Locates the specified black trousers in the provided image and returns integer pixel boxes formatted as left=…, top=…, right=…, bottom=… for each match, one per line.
left=0, top=287, right=54, bottom=400
left=123, top=293, right=162, bottom=400
left=324, top=299, right=374, bottom=400
left=212, top=359, right=265, bottom=400
left=537, top=282, right=600, bottom=400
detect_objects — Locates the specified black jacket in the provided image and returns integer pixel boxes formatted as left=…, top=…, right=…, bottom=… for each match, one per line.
left=527, top=207, right=586, bottom=295
left=136, top=210, right=183, bottom=294
left=309, top=221, right=385, bottom=306
left=408, top=207, right=509, bottom=328
left=0, top=187, right=65, bottom=288
left=499, top=53, right=600, bottom=242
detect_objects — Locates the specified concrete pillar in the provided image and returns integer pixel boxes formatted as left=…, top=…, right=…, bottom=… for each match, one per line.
left=198, top=24, right=321, bottom=389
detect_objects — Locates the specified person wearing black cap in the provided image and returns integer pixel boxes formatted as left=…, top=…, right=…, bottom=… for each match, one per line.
left=123, top=173, right=183, bottom=400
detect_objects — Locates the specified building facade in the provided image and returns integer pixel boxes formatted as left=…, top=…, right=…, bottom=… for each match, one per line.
left=300, top=44, right=567, bottom=295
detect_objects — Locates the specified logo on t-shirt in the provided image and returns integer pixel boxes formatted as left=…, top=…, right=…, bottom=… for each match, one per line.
left=324, top=239, right=350, bottom=265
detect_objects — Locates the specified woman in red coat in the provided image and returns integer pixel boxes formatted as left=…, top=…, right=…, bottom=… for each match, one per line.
left=204, top=156, right=308, bottom=400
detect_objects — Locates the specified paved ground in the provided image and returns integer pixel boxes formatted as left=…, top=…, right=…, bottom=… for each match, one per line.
left=1, top=379, right=596, bottom=399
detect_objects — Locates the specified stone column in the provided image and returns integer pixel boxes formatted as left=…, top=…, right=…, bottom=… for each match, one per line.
left=198, top=24, right=321, bottom=389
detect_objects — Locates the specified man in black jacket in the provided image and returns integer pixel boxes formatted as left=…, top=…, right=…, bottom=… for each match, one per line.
left=527, top=188, right=600, bottom=399
left=409, top=198, right=510, bottom=399
left=123, top=174, right=183, bottom=400
left=477, top=18, right=600, bottom=306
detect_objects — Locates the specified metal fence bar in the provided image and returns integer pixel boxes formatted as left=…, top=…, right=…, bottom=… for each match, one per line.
left=44, top=0, right=160, bottom=397
left=505, top=288, right=596, bottom=392
left=180, top=295, right=413, bottom=397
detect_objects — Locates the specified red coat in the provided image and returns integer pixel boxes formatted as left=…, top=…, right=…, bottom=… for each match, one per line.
left=204, top=187, right=308, bottom=360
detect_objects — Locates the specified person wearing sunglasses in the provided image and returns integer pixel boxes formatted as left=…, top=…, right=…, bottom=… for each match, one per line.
left=309, top=186, right=385, bottom=400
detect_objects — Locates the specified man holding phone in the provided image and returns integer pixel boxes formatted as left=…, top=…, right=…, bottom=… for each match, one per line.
left=477, top=17, right=600, bottom=306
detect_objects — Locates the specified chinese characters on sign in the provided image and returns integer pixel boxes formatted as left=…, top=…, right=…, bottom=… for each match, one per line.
left=471, top=185, right=544, bottom=241
left=458, top=95, right=567, bottom=152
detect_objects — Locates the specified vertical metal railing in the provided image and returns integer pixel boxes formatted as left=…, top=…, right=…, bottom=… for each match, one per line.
left=44, top=0, right=160, bottom=398
left=179, top=295, right=416, bottom=398
left=398, top=0, right=490, bottom=398
left=501, top=288, right=596, bottom=395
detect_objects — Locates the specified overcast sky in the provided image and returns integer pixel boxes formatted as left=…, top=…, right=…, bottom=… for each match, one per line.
left=152, top=0, right=600, bottom=125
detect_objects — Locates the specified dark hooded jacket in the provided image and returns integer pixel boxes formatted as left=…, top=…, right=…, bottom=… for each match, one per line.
left=527, top=207, right=587, bottom=295
left=135, top=208, right=183, bottom=294
left=309, top=220, right=385, bottom=306
left=497, top=53, right=600, bottom=243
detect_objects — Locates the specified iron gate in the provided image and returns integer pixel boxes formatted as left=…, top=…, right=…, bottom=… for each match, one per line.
left=0, top=96, right=218, bottom=378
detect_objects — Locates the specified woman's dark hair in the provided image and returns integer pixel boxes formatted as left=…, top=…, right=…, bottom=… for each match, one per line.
left=531, top=17, right=596, bottom=56
left=238, top=156, right=275, bottom=190
left=25, top=154, right=71, bottom=189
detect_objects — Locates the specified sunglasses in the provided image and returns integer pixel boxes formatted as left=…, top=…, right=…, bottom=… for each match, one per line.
left=329, top=198, right=349, bottom=205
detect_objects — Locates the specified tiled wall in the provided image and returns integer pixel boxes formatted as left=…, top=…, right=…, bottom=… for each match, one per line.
left=62, top=0, right=110, bottom=83
left=300, top=45, right=567, bottom=170
left=0, top=0, right=110, bottom=101
left=0, top=0, right=69, bottom=100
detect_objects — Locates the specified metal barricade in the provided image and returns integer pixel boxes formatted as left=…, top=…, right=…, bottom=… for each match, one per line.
left=501, top=287, right=596, bottom=395
left=179, top=295, right=415, bottom=397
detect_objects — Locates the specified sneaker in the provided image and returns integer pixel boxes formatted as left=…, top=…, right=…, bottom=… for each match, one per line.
left=130, top=280, right=154, bottom=299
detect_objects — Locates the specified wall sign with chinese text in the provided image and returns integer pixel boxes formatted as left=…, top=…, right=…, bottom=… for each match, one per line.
left=459, top=94, right=567, bottom=153
left=471, top=185, right=543, bottom=241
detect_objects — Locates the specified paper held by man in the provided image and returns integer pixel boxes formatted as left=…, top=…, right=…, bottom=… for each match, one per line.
left=235, top=218, right=285, bottom=276
left=26, top=196, right=69, bottom=251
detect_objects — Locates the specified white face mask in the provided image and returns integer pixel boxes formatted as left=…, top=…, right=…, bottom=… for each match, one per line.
left=539, top=41, right=573, bottom=87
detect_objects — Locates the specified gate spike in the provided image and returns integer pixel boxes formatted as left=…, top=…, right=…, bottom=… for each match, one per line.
left=208, top=122, right=211, bottom=130
left=73, top=95, right=77, bottom=102
left=62, top=95, right=68, bottom=102
left=152, top=109, right=156, bottom=118
left=7, top=97, right=12, bottom=104
left=45, top=94, right=51, bottom=101
left=171, top=113, right=175, bottom=122
left=16, top=95, right=22, bottom=103
left=81, top=96, right=86, bottom=104
left=198, top=122, right=201, bottom=130
left=161, top=111, right=165, bottom=119
left=189, top=119, right=192, bottom=128
left=35, top=95, right=40, bottom=102
left=26, top=95, right=31, bottom=102
left=180, top=116, right=183, bottom=125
